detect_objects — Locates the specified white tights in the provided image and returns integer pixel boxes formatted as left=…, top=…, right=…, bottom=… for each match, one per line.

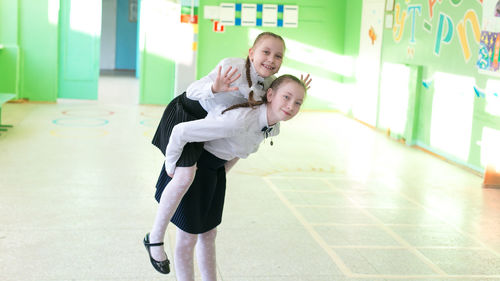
left=175, top=228, right=218, bottom=281
left=148, top=159, right=237, bottom=276
left=149, top=165, right=196, bottom=261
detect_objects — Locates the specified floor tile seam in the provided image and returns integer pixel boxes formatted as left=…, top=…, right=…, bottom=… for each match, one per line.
left=278, top=189, right=341, bottom=193
left=349, top=273, right=500, bottom=279
left=265, top=176, right=352, bottom=179
left=310, top=223, right=444, bottom=227
left=293, top=204, right=362, bottom=208
left=323, top=177, right=500, bottom=256
left=310, top=223, right=387, bottom=226
left=262, top=176, right=354, bottom=277
left=362, top=177, right=500, bottom=259
left=321, top=178, right=448, bottom=275
left=294, top=204, right=420, bottom=210
left=329, top=245, right=486, bottom=250
left=0, top=227, right=153, bottom=231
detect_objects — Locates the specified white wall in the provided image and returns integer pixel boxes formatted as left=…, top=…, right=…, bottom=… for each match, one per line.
left=100, top=0, right=117, bottom=69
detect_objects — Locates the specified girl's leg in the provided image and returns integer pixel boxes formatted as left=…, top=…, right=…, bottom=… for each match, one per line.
left=224, top=158, right=239, bottom=173
left=196, top=228, right=218, bottom=281
left=175, top=228, right=197, bottom=281
left=149, top=165, right=196, bottom=261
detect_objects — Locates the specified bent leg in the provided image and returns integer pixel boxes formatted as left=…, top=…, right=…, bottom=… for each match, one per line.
left=149, top=165, right=196, bottom=261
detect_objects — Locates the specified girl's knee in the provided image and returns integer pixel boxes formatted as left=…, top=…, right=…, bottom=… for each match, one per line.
left=176, top=229, right=198, bottom=248
left=173, top=166, right=197, bottom=187
left=199, top=228, right=217, bottom=242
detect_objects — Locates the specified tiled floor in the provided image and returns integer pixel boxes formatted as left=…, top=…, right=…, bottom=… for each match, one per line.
left=1, top=76, right=500, bottom=280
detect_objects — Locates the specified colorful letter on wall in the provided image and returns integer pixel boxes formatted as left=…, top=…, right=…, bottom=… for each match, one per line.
left=408, top=5, right=422, bottom=43
left=457, top=10, right=481, bottom=62
left=393, top=3, right=407, bottom=43
left=434, top=13, right=454, bottom=56
left=428, top=0, right=443, bottom=19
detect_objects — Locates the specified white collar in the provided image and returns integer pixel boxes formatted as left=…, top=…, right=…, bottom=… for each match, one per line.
left=258, top=104, right=277, bottom=132
left=249, top=60, right=265, bottom=86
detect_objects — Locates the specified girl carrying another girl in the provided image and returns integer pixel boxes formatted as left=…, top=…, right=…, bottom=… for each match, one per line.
left=145, top=31, right=311, bottom=274
left=145, top=74, right=307, bottom=280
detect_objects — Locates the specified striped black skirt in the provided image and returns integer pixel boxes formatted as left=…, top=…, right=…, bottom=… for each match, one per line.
left=155, top=149, right=228, bottom=234
left=152, top=92, right=208, bottom=167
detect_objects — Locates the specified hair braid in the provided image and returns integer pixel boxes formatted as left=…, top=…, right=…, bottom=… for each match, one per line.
left=221, top=57, right=262, bottom=114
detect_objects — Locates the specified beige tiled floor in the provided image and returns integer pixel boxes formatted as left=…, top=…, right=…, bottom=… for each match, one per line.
left=1, top=76, right=500, bottom=280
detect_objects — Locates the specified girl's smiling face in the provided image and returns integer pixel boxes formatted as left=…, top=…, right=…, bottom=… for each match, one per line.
left=266, top=80, right=305, bottom=125
left=248, top=36, right=285, bottom=78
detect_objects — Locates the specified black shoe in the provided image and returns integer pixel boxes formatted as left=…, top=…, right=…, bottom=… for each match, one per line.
left=143, top=233, right=170, bottom=274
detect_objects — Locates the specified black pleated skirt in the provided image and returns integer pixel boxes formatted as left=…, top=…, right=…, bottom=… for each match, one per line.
left=155, top=150, right=228, bottom=234
left=152, top=92, right=208, bottom=167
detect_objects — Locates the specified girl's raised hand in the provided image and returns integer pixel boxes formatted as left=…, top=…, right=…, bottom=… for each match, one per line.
left=300, top=73, right=312, bottom=90
left=211, top=66, right=241, bottom=93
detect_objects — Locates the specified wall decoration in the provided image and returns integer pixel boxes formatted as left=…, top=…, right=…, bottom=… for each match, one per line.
left=220, top=3, right=235, bottom=25
left=422, top=79, right=433, bottom=89
left=433, top=13, right=454, bottom=56
left=457, top=10, right=481, bottom=62
left=262, top=4, right=278, bottom=26
left=474, top=85, right=487, bottom=98
left=473, top=85, right=499, bottom=98
left=386, top=0, right=395, bottom=11
left=213, top=20, right=225, bottom=32
left=477, top=31, right=500, bottom=73
left=283, top=5, right=299, bottom=27
left=204, top=5, right=219, bottom=19
left=181, top=0, right=199, bottom=23
left=423, top=20, right=432, bottom=32
left=477, top=0, right=500, bottom=76
left=241, top=3, right=257, bottom=26
left=215, top=3, right=298, bottom=29
left=129, top=0, right=138, bottom=22
left=392, top=2, right=407, bottom=42
left=385, top=13, right=393, bottom=29
left=407, top=5, right=422, bottom=43
left=428, top=0, right=443, bottom=19
left=369, top=26, right=377, bottom=44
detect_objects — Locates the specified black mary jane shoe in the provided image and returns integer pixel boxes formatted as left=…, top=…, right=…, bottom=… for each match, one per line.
left=143, top=233, right=170, bottom=274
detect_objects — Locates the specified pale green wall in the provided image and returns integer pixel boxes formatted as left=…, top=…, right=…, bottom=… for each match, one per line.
left=380, top=0, right=499, bottom=171
left=0, top=0, right=19, bottom=95
left=138, top=0, right=176, bottom=105
left=0, top=0, right=58, bottom=101
left=18, top=0, right=58, bottom=101
left=343, top=0, right=362, bottom=83
left=0, top=0, right=18, bottom=44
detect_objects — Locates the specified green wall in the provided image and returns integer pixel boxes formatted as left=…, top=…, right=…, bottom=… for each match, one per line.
left=197, top=0, right=356, bottom=110
left=0, top=0, right=19, bottom=95
left=138, top=0, right=176, bottom=105
left=19, top=0, right=58, bottom=101
left=0, top=0, right=58, bottom=101
left=380, top=0, right=500, bottom=171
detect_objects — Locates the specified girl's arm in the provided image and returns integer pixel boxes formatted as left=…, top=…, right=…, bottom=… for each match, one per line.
left=164, top=117, right=240, bottom=175
left=186, top=58, right=244, bottom=100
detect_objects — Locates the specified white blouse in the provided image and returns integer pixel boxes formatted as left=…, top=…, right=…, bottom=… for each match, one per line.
left=186, top=57, right=276, bottom=111
left=164, top=104, right=280, bottom=175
